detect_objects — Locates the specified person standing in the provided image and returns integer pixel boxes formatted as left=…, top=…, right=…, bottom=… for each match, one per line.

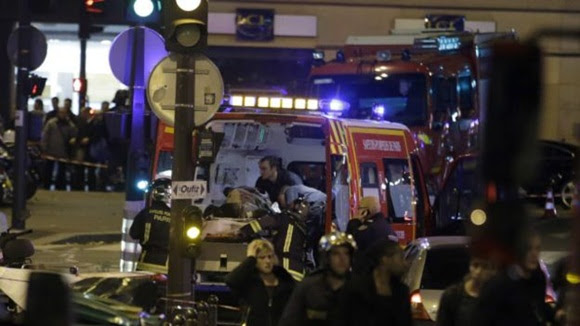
left=346, top=196, right=398, bottom=272
left=28, top=99, right=45, bottom=141
left=437, top=257, right=497, bottom=326
left=279, top=231, right=357, bottom=326
left=238, top=198, right=310, bottom=281
left=473, top=231, right=555, bottom=326
left=41, top=107, right=77, bottom=190
left=226, top=239, right=295, bottom=326
left=44, top=96, right=59, bottom=125
left=129, top=178, right=172, bottom=273
left=335, top=239, right=412, bottom=326
left=70, top=108, right=93, bottom=190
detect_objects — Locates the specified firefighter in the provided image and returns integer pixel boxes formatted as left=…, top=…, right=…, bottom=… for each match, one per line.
left=279, top=231, right=357, bottom=326
left=347, top=196, right=398, bottom=252
left=238, top=197, right=310, bottom=281
left=129, top=178, right=172, bottom=273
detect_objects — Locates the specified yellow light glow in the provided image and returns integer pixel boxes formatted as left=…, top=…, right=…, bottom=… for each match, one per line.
left=270, top=97, right=281, bottom=108
left=307, top=99, right=319, bottom=110
left=282, top=98, right=293, bottom=109
left=244, top=96, right=256, bottom=107
left=381, top=73, right=388, bottom=78
left=294, top=99, right=306, bottom=110
left=566, top=272, right=580, bottom=285
left=231, top=95, right=243, bottom=106
left=470, top=209, right=487, bottom=226
left=258, top=97, right=269, bottom=108
left=186, top=226, right=201, bottom=240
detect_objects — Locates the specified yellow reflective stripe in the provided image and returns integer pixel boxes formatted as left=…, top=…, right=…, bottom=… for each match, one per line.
left=283, top=258, right=289, bottom=270
left=288, top=270, right=304, bottom=282
left=250, top=220, right=262, bottom=232
left=143, top=223, right=151, bottom=244
left=136, top=262, right=168, bottom=274
left=283, top=225, right=294, bottom=253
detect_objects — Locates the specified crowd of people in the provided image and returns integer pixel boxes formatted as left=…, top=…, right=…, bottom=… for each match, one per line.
left=25, top=92, right=130, bottom=191
left=127, top=154, right=570, bottom=326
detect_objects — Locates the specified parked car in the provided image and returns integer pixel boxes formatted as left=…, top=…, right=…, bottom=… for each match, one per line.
left=522, top=140, right=578, bottom=209
left=402, top=236, right=557, bottom=325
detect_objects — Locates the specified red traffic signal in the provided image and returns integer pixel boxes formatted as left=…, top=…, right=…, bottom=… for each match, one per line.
left=85, top=0, right=105, bottom=14
left=28, top=75, right=47, bottom=98
left=73, top=78, right=87, bottom=93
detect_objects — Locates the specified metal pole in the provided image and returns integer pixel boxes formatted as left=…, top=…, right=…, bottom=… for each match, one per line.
left=167, top=53, right=196, bottom=306
left=79, top=37, right=87, bottom=110
left=120, top=27, right=146, bottom=272
left=12, top=0, right=30, bottom=229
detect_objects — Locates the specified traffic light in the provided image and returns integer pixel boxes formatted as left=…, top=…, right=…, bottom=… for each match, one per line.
left=162, top=0, right=208, bottom=53
left=182, top=205, right=203, bottom=258
left=85, top=0, right=106, bottom=14
left=28, top=75, right=47, bottom=98
left=127, top=0, right=161, bottom=24
left=72, top=78, right=87, bottom=93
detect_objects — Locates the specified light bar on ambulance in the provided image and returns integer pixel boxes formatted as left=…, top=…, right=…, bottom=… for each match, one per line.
left=228, top=95, right=320, bottom=111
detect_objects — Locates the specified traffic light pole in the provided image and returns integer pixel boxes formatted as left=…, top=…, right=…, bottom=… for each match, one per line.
left=167, top=53, right=196, bottom=304
left=12, top=0, right=31, bottom=229
left=79, top=36, right=87, bottom=110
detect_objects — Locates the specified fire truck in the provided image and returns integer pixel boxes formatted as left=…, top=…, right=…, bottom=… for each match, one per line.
left=152, top=94, right=432, bottom=279
left=308, top=29, right=516, bottom=190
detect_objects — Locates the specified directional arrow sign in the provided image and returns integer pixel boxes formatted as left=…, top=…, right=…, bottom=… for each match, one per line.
left=172, top=181, right=207, bottom=200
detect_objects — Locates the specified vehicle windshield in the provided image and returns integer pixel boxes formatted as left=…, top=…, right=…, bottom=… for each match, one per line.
left=309, top=73, right=428, bottom=126
left=421, top=246, right=470, bottom=290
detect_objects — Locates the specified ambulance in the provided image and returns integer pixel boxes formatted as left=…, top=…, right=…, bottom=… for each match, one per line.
left=152, top=94, right=432, bottom=276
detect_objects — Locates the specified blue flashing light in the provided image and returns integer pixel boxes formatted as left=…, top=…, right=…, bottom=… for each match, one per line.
left=137, top=180, right=149, bottom=191
left=330, top=99, right=345, bottom=111
left=373, top=104, right=385, bottom=117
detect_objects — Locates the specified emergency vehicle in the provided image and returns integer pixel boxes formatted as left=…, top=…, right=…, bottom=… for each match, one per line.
left=308, top=29, right=516, bottom=190
left=152, top=94, right=432, bottom=276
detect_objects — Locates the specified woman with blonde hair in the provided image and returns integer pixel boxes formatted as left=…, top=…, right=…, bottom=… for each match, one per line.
left=226, top=239, right=295, bottom=326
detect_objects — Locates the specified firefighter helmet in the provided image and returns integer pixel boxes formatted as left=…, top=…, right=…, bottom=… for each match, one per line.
left=149, top=178, right=172, bottom=205
left=318, top=231, right=357, bottom=254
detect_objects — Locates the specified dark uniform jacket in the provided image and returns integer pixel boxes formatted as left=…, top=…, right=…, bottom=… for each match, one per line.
left=129, top=201, right=171, bottom=273
left=225, top=257, right=295, bottom=326
left=239, top=211, right=307, bottom=281
left=335, top=273, right=412, bottom=326
left=278, top=270, right=344, bottom=326
left=437, top=281, right=478, bottom=326
left=255, top=169, right=299, bottom=203
left=473, top=267, right=555, bottom=326
left=346, top=212, right=397, bottom=252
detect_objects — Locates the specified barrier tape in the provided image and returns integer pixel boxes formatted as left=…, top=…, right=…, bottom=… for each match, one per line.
left=41, top=154, right=108, bottom=169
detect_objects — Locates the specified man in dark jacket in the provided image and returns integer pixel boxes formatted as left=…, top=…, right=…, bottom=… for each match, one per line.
left=255, top=155, right=301, bottom=203
left=473, top=231, right=555, bottom=326
left=335, top=239, right=412, bottom=326
left=226, top=239, right=295, bottom=326
left=279, top=231, right=357, bottom=326
left=238, top=198, right=310, bottom=281
left=41, top=107, right=78, bottom=189
left=129, top=178, right=172, bottom=273
left=347, top=196, right=398, bottom=253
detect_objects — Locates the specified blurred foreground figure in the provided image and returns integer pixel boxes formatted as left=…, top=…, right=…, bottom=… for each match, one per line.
left=437, top=257, right=497, bottom=326
left=473, top=230, right=555, bottom=326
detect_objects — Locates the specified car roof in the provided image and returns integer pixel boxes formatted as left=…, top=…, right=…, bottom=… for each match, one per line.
left=409, top=236, right=471, bottom=250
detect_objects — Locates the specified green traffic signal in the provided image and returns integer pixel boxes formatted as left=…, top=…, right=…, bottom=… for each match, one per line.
left=182, top=205, right=203, bottom=258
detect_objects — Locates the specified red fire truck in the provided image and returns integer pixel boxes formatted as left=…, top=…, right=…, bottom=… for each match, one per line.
left=308, top=30, right=515, bottom=190
left=152, top=94, right=433, bottom=277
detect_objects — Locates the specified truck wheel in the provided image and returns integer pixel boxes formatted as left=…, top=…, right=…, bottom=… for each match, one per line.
left=561, top=181, right=576, bottom=209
